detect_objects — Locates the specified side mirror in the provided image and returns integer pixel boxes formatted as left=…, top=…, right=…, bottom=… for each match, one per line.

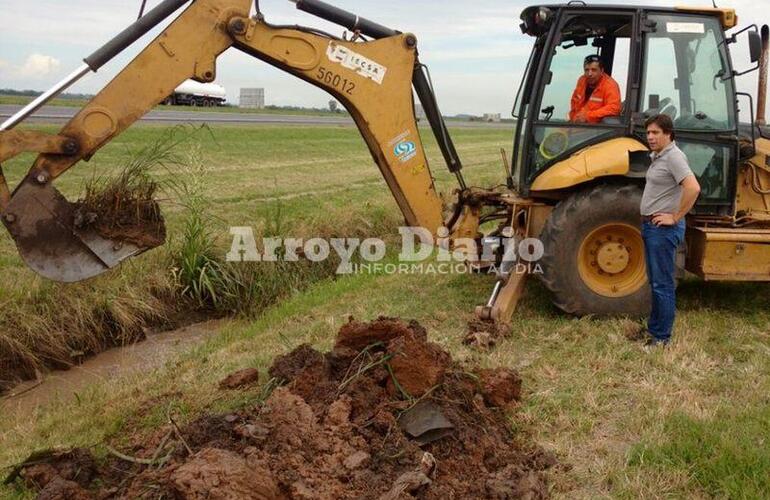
left=749, top=30, right=762, bottom=63
left=726, top=25, right=763, bottom=77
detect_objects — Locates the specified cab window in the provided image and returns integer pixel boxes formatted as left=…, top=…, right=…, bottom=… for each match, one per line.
left=528, top=14, right=633, bottom=179
left=639, top=14, right=735, bottom=130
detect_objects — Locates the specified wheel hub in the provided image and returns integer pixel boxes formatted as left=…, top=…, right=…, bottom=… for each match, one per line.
left=577, top=223, right=646, bottom=298
left=596, top=241, right=630, bottom=274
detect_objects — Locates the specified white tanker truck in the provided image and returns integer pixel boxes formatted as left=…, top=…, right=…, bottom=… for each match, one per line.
left=163, top=79, right=227, bottom=106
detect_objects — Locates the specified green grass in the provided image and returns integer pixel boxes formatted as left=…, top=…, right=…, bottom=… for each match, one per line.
left=0, top=123, right=507, bottom=300
left=3, top=263, right=770, bottom=498
left=628, top=405, right=770, bottom=498
left=0, top=122, right=509, bottom=388
left=3, top=122, right=770, bottom=499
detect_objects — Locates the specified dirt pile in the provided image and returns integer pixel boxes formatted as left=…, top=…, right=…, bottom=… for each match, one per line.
left=9, top=317, right=554, bottom=499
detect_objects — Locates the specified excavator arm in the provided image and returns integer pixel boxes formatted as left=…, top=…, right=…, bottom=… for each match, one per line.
left=0, top=0, right=463, bottom=281
left=0, top=0, right=535, bottom=323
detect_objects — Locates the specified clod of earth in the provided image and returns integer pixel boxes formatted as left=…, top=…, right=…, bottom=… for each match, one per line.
left=10, top=317, right=553, bottom=499
left=463, top=318, right=511, bottom=350
left=171, top=448, right=283, bottom=499
left=37, top=476, right=92, bottom=500
left=218, top=368, right=260, bottom=390
left=479, top=368, right=523, bottom=408
left=385, top=328, right=450, bottom=398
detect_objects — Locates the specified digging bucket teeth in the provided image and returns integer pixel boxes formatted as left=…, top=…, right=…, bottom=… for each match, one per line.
left=1, top=179, right=162, bottom=283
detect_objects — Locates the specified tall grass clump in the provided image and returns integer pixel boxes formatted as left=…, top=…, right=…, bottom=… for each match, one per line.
left=168, top=147, right=342, bottom=315
left=168, top=144, right=232, bottom=308
left=0, top=124, right=405, bottom=390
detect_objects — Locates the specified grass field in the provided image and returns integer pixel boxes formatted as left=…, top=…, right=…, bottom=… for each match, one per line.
left=2, top=123, right=770, bottom=498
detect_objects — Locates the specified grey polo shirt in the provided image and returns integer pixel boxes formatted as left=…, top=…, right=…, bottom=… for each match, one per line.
left=640, top=141, right=694, bottom=216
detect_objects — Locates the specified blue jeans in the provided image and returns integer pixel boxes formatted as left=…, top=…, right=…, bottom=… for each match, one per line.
left=641, top=220, right=685, bottom=342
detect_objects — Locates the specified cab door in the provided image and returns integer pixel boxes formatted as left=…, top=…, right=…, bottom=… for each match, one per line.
left=635, top=12, right=738, bottom=214
left=524, top=10, right=636, bottom=185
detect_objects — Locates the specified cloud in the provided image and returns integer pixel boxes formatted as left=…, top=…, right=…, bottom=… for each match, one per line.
left=0, top=53, right=62, bottom=82
left=16, top=54, right=61, bottom=78
left=0, top=0, right=766, bottom=114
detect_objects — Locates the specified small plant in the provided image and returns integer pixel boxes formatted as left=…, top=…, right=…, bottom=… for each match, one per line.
left=169, top=144, right=230, bottom=308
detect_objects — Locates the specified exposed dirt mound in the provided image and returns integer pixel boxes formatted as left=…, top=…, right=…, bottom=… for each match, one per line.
left=170, top=448, right=282, bottom=499
left=10, top=317, right=553, bottom=499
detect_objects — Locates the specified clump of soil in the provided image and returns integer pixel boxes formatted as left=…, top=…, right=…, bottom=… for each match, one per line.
left=4, top=448, right=96, bottom=499
left=219, top=368, right=260, bottom=390
left=74, top=164, right=166, bottom=249
left=10, top=317, right=554, bottom=499
left=463, top=318, right=511, bottom=350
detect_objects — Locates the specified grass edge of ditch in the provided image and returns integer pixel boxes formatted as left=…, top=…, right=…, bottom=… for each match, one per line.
left=0, top=129, right=402, bottom=394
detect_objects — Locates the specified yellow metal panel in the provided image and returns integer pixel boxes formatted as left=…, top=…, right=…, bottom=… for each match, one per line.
left=233, top=20, right=445, bottom=233
left=527, top=204, right=554, bottom=239
left=674, top=6, right=738, bottom=29
left=734, top=138, right=770, bottom=220
left=530, top=137, right=647, bottom=192
left=686, top=226, right=770, bottom=280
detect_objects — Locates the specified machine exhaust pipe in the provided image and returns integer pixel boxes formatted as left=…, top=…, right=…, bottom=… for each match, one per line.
left=758, top=25, right=769, bottom=126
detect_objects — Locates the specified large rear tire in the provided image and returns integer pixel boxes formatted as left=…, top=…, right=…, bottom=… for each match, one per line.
left=538, top=183, right=650, bottom=317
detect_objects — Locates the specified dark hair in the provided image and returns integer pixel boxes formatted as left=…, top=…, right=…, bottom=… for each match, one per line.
left=645, top=114, right=676, bottom=140
left=583, top=54, right=604, bottom=69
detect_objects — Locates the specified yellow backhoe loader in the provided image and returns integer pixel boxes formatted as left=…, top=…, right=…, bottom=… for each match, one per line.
left=1, top=0, right=769, bottom=323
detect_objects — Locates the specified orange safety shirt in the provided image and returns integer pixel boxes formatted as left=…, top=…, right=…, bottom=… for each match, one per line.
left=569, top=73, right=622, bottom=124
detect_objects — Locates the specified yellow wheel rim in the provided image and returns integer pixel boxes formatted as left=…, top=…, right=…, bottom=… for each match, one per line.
left=577, top=223, right=646, bottom=298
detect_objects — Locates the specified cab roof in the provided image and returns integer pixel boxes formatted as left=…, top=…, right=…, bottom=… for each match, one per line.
left=521, top=4, right=737, bottom=30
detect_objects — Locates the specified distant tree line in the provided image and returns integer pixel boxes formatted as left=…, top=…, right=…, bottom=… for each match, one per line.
left=264, top=104, right=348, bottom=115
left=0, top=88, right=94, bottom=100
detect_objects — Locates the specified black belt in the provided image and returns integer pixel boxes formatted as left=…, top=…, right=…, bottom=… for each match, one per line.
left=642, top=215, right=654, bottom=223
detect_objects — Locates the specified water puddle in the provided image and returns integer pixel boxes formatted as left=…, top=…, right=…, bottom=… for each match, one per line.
left=1, top=319, right=227, bottom=415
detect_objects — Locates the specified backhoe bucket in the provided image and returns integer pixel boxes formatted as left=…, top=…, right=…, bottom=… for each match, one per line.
left=1, top=180, right=159, bottom=283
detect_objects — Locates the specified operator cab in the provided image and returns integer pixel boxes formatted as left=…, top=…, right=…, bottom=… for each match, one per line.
left=512, top=4, right=742, bottom=214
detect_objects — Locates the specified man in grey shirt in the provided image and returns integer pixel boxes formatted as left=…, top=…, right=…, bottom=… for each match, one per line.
left=640, top=114, right=701, bottom=346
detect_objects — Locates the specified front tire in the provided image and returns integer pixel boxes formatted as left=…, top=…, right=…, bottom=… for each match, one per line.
left=539, top=183, right=649, bottom=317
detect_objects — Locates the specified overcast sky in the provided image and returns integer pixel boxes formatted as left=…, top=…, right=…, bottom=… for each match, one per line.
left=0, top=0, right=767, bottom=117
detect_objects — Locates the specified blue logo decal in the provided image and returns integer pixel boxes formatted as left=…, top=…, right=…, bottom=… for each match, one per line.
left=394, top=140, right=417, bottom=163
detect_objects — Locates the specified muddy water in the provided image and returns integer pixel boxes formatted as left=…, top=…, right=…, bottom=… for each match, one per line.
left=1, top=320, right=227, bottom=415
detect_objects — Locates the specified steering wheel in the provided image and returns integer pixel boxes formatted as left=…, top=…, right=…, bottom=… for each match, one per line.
left=642, top=97, right=672, bottom=117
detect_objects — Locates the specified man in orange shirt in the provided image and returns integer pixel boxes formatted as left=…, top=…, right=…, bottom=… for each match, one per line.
left=569, top=54, right=622, bottom=124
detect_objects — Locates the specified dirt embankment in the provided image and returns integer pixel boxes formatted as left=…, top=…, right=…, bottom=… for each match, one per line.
left=7, top=317, right=554, bottom=499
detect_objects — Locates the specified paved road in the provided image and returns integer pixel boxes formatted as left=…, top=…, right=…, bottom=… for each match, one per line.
left=0, top=104, right=512, bottom=129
